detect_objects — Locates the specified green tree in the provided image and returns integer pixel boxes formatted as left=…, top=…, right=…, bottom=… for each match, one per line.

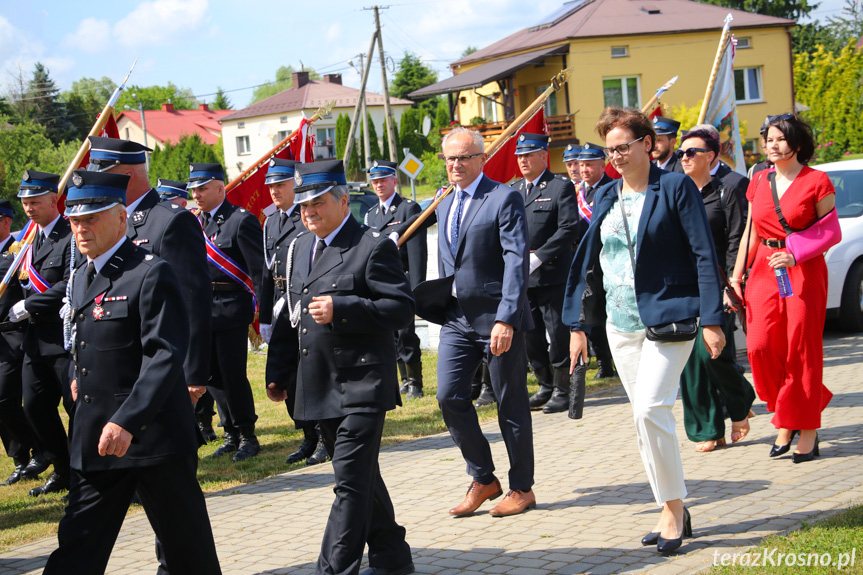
left=115, top=83, right=198, bottom=111
left=335, top=113, right=350, bottom=160
left=399, top=108, right=432, bottom=159
left=0, top=117, right=54, bottom=222
left=381, top=118, right=402, bottom=163
left=26, top=63, right=74, bottom=144
left=147, top=134, right=219, bottom=186
left=212, top=87, right=232, bottom=110
left=826, top=0, right=863, bottom=46
left=61, top=76, right=117, bottom=139
left=461, top=46, right=478, bottom=58
left=391, top=52, right=440, bottom=118
left=250, top=66, right=320, bottom=104
left=366, top=113, right=383, bottom=161
left=795, top=40, right=863, bottom=155
left=792, top=22, right=842, bottom=55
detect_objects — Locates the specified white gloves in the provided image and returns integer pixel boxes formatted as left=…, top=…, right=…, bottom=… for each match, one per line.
left=9, top=301, right=29, bottom=322
left=529, top=253, right=542, bottom=274
left=259, top=323, right=273, bottom=343
left=388, top=232, right=399, bottom=245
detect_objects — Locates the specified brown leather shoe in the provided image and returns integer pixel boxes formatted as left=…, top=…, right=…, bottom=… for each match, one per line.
left=449, top=478, right=503, bottom=516
left=489, top=489, right=536, bottom=517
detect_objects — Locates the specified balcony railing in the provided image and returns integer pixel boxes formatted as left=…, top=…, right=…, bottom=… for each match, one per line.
left=440, top=114, right=576, bottom=146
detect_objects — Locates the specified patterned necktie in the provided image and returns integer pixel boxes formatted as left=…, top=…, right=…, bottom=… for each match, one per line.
left=449, top=190, right=466, bottom=259
left=85, top=262, right=96, bottom=289
left=312, top=238, right=326, bottom=268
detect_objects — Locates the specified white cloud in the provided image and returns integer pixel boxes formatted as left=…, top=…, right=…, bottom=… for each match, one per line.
left=114, top=0, right=209, bottom=49
left=0, top=15, right=49, bottom=88
left=326, top=23, right=342, bottom=43
left=62, top=18, right=111, bottom=54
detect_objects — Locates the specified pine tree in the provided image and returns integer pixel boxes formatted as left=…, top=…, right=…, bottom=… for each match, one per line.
left=367, top=113, right=383, bottom=161
left=212, top=87, right=232, bottom=110
left=26, top=63, right=74, bottom=144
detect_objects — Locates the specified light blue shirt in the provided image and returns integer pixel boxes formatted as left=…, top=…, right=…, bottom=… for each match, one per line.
left=599, top=192, right=647, bottom=332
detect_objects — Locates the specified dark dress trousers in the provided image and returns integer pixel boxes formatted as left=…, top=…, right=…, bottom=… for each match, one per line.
left=201, top=200, right=264, bottom=431
left=0, top=238, right=35, bottom=466
left=288, top=216, right=414, bottom=575
left=127, top=189, right=212, bottom=389
left=413, top=174, right=535, bottom=491
left=261, top=208, right=313, bottom=430
left=512, top=170, right=578, bottom=375
left=21, top=217, right=72, bottom=466
left=364, top=194, right=427, bottom=365
left=44, top=240, right=220, bottom=575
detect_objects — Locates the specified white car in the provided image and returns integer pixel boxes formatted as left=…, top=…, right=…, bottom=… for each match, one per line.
left=815, top=159, right=863, bottom=331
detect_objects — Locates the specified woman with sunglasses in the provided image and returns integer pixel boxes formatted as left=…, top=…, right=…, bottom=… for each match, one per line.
left=729, top=114, right=835, bottom=463
left=563, top=107, right=725, bottom=554
left=676, top=128, right=756, bottom=453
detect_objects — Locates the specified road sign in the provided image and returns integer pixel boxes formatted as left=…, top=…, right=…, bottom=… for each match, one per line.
left=399, top=152, right=424, bottom=180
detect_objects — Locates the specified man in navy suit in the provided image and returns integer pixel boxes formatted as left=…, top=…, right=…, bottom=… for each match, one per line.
left=413, top=128, right=536, bottom=517
left=651, top=116, right=685, bottom=173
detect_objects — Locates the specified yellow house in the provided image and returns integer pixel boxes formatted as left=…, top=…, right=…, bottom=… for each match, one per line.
left=411, top=0, right=795, bottom=174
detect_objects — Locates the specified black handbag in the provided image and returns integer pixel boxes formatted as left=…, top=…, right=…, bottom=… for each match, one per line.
left=615, top=182, right=698, bottom=343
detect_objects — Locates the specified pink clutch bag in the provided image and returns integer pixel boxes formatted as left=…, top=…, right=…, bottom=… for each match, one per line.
left=785, top=208, right=842, bottom=264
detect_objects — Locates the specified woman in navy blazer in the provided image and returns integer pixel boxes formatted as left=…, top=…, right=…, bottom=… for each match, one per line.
left=563, top=107, right=725, bottom=554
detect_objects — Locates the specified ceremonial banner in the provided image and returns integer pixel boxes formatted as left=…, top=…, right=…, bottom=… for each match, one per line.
left=482, top=109, right=547, bottom=184
left=226, top=117, right=316, bottom=223
left=56, top=114, right=120, bottom=214
left=700, top=15, right=747, bottom=175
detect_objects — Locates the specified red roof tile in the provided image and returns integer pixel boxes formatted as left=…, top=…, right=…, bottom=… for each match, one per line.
left=117, top=107, right=233, bottom=146
left=220, top=80, right=413, bottom=123
left=453, top=0, right=794, bottom=67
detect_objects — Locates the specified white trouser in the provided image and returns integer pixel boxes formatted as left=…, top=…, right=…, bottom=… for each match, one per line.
left=606, top=324, right=695, bottom=506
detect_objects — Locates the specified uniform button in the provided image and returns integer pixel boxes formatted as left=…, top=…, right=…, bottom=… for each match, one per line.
left=83, top=395, right=91, bottom=403
left=302, top=328, right=307, bottom=334
left=303, top=308, right=308, bottom=314
left=332, top=283, right=337, bottom=288
left=140, top=425, right=147, bottom=431
left=360, top=357, right=366, bottom=363
left=80, top=341, right=86, bottom=349
left=302, top=349, right=308, bottom=356
left=81, top=368, right=88, bottom=376
left=78, top=314, right=85, bottom=321
left=106, top=311, right=111, bottom=317
left=303, top=288, right=309, bottom=294
left=341, top=318, right=347, bottom=324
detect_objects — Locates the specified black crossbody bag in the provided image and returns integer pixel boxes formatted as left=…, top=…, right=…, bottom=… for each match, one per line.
left=615, top=182, right=698, bottom=342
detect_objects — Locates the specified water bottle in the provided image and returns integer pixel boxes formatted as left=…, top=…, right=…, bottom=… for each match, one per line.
left=774, top=267, right=793, bottom=298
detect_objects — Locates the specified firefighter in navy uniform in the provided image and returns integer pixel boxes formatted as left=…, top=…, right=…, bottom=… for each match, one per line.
left=260, top=159, right=327, bottom=466
left=572, top=143, right=618, bottom=380
left=43, top=169, right=221, bottom=575
left=8, top=170, right=72, bottom=496
left=86, top=136, right=212, bottom=426
left=651, top=116, right=685, bottom=173
left=0, top=200, right=41, bottom=486
left=363, top=159, right=427, bottom=399
left=511, top=134, right=579, bottom=414
left=156, top=178, right=190, bottom=207
left=188, top=163, right=265, bottom=462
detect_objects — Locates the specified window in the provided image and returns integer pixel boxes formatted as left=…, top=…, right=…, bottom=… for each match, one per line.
left=734, top=67, right=762, bottom=103
left=238, top=121, right=245, bottom=129
left=125, top=127, right=130, bottom=139
left=603, top=76, right=640, bottom=108
left=236, top=135, right=250, bottom=156
left=316, top=127, right=336, bottom=159
left=275, top=130, right=291, bottom=144
left=611, top=46, right=628, bottom=58
left=280, top=116, right=288, bottom=123
left=482, top=97, right=499, bottom=122
left=736, top=37, right=751, bottom=49
left=534, top=86, right=558, bottom=117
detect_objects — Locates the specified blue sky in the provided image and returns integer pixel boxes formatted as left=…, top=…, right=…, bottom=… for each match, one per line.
left=0, top=0, right=850, bottom=110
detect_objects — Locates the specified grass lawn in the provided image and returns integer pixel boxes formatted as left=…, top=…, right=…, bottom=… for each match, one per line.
left=709, top=504, right=863, bottom=574
left=0, top=351, right=618, bottom=552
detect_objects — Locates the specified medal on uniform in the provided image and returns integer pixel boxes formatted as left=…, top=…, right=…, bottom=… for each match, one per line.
left=93, top=292, right=106, bottom=320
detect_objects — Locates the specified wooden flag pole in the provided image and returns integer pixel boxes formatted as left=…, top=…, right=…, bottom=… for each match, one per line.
left=640, top=75, right=679, bottom=115
left=225, top=100, right=336, bottom=193
left=397, top=66, right=575, bottom=247
left=697, top=15, right=733, bottom=125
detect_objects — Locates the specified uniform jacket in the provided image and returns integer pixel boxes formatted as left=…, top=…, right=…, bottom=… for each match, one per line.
left=261, top=208, right=306, bottom=388
left=23, top=217, right=72, bottom=357
left=69, top=239, right=197, bottom=471
left=414, top=175, right=532, bottom=336
left=574, top=173, right=616, bottom=247
left=657, top=152, right=685, bottom=174
left=701, top=177, right=746, bottom=274
left=203, top=200, right=265, bottom=331
left=563, top=165, right=724, bottom=332
left=287, top=216, right=414, bottom=421
left=715, top=162, right=750, bottom=204
left=364, top=194, right=427, bottom=290
left=511, top=169, right=579, bottom=288
left=0, top=238, right=25, bottom=364
left=127, top=189, right=212, bottom=388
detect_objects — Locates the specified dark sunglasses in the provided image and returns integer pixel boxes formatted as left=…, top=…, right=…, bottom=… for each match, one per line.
left=761, top=113, right=796, bottom=134
left=675, top=147, right=711, bottom=160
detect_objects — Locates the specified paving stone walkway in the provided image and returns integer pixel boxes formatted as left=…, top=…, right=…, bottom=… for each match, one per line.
left=1, top=332, right=861, bottom=575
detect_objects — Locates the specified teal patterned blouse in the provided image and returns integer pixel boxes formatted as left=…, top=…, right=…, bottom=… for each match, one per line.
left=599, top=191, right=647, bottom=332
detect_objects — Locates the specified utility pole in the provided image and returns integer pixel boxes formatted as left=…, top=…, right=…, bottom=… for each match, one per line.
left=357, top=54, right=372, bottom=169
left=343, top=34, right=377, bottom=171
left=125, top=93, right=150, bottom=172
left=369, top=5, right=398, bottom=163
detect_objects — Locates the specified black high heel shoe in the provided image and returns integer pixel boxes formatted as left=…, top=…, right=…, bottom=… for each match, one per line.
left=656, top=506, right=692, bottom=554
left=641, top=531, right=659, bottom=546
left=769, top=430, right=800, bottom=458
left=792, top=433, right=819, bottom=464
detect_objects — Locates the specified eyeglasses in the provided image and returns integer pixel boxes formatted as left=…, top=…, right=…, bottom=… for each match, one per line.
left=444, top=152, right=484, bottom=164
left=675, top=147, right=711, bottom=160
left=602, top=136, right=645, bottom=158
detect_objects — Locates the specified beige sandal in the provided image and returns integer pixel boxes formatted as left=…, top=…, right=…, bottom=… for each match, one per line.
left=731, top=417, right=751, bottom=443
left=695, top=438, right=727, bottom=452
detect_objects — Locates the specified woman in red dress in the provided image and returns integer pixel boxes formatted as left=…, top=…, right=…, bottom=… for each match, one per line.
left=730, top=114, right=834, bottom=463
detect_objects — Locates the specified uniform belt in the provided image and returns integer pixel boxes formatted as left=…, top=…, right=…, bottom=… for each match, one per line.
left=0, top=321, right=26, bottom=333
left=212, top=282, right=245, bottom=292
left=761, top=238, right=786, bottom=249
left=273, top=277, right=287, bottom=292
